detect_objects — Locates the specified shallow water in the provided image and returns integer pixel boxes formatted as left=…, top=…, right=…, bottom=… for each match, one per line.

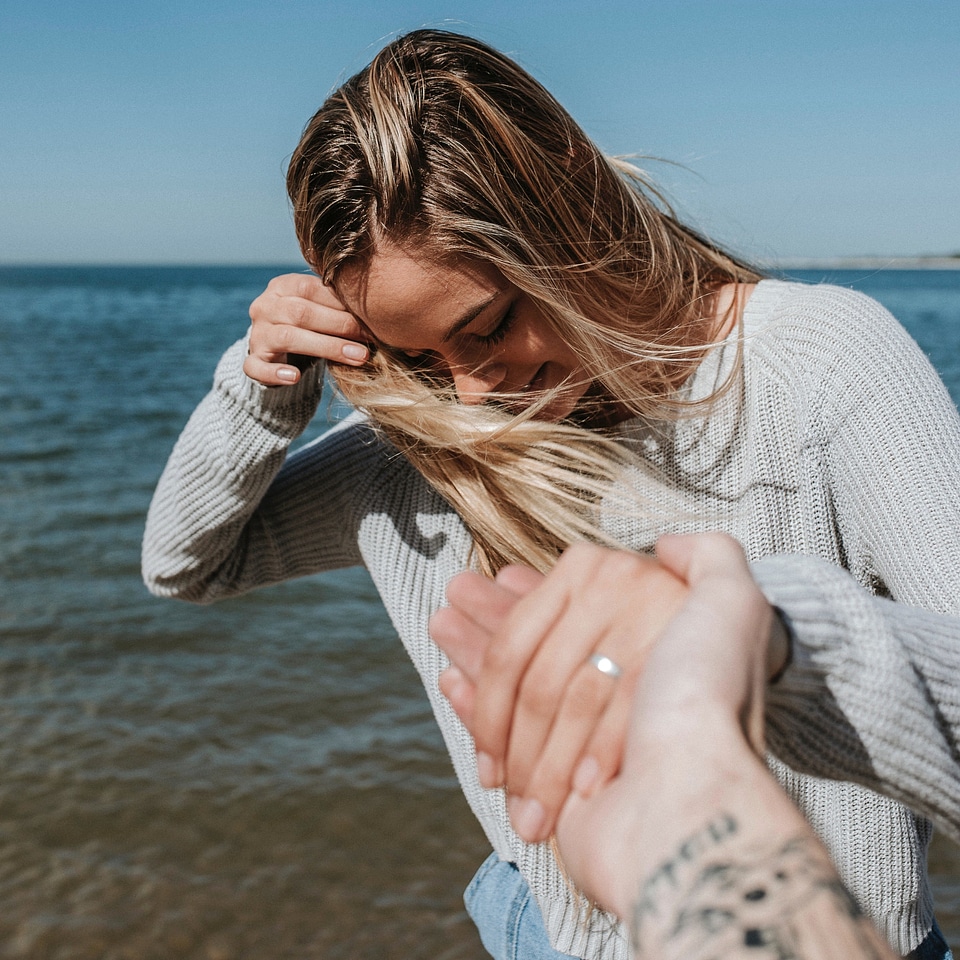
left=1, top=265, right=959, bottom=958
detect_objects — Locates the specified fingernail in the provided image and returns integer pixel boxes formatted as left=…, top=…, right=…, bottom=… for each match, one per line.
left=341, top=343, right=368, bottom=361
left=276, top=367, right=298, bottom=382
left=573, top=756, right=600, bottom=796
left=512, top=798, right=545, bottom=841
left=477, top=752, right=498, bottom=788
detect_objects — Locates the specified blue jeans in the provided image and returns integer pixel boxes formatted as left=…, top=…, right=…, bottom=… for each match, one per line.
left=465, top=854, right=581, bottom=960
left=466, top=851, right=953, bottom=960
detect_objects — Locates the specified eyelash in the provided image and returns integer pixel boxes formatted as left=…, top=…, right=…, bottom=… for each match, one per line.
left=474, top=301, right=517, bottom=347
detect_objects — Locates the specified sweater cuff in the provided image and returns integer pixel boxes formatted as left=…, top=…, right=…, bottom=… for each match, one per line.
left=749, top=553, right=908, bottom=708
left=748, top=555, right=848, bottom=692
left=214, top=335, right=325, bottom=435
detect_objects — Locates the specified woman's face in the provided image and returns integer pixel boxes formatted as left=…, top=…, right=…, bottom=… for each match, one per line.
left=337, top=244, right=592, bottom=420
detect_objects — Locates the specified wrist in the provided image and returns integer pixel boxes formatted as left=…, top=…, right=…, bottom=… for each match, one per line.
left=634, top=698, right=749, bottom=765
left=602, top=715, right=758, bottom=917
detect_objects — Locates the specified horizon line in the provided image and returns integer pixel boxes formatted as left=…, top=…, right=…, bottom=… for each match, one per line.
left=1, top=255, right=959, bottom=271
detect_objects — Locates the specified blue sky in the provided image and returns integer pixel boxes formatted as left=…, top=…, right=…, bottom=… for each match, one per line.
left=1, top=0, right=957, bottom=264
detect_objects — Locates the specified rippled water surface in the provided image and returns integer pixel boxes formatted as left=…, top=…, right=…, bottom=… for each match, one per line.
left=2, top=265, right=959, bottom=958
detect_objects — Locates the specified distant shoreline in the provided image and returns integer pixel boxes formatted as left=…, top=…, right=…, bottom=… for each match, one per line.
left=770, top=257, right=960, bottom=271
left=0, top=257, right=959, bottom=271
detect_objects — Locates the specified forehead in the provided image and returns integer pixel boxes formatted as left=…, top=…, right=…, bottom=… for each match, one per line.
left=337, top=245, right=504, bottom=350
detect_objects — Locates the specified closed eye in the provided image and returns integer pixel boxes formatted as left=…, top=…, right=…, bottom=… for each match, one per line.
left=472, top=300, right=518, bottom=347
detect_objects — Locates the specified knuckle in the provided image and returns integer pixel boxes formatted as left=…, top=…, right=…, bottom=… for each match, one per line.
left=602, top=549, right=642, bottom=578
left=291, top=274, right=314, bottom=297
left=701, top=531, right=749, bottom=572
left=586, top=732, right=621, bottom=776
left=444, top=571, right=476, bottom=605
left=266, top=273, right=295, bottom=293
left=702, top=530, right=740, bottom=555
left=698, top=530, right=722, bottom=549
left=248, top=292, right=273, bottom=323
left=427, top=607, right=453, bottom=642
left=273, top=323, right=299, bottom=352
left=286, top=299, right=310, bottom=328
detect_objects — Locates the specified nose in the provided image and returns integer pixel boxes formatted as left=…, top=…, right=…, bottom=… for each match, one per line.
left=450, top=362, right=508, bottom=405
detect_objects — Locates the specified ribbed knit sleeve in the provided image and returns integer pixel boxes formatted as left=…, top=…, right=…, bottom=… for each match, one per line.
left=142, top=337, right=375, bottom=602
left=810, top=288, right=960, bottom=613
left=753, top=554, right=960, bottom=845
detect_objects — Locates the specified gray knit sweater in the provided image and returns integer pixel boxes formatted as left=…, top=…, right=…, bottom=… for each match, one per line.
left=143, top=280, right=960, bottom=958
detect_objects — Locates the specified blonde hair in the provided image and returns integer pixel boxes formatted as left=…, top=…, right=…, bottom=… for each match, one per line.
left=287, top=29, right=761, bottom=575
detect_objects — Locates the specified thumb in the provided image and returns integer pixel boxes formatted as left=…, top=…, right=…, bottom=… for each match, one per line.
left=655, top=532, right=749, bottom=586
left=653, top=533, right=698, bottom=581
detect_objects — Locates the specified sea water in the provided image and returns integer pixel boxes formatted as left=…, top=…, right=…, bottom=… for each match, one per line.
left=1, top=265, right=959, bottom=958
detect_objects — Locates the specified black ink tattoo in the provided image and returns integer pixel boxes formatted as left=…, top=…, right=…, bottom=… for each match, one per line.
left=631, top=817, right=888, bottom=960
left=632, top=813, right=738, bottom=929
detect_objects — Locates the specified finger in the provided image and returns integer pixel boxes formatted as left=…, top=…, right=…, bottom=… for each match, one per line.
left=445, top=570, right=524, bottom=636
left=247, top=276, right=370, bottom=376
left=242, top=352, right=307, bottom=386
left=428, top=605, right=488, bottom=680
left=501, top=608, right=610, bottom=798
left=255, top=272, right=354, bottom=316
left=494, top=564, right=544, bottom=598
left=572, top=679, right=635, bottom=798
left=655, top=532, right=748, bottom=585
left=248, top=321, right=370, bottom=365
left=432, top=571, right=530, bottom=686
left=438, top=666, right=477, bottom=728
left=503, top=553, right=684, bottom=802
left=508, top=658, right=620, bottom=842
left=471, top=545, right=646, bottom=790
left=469, top=583, right=571, bottom=787
left=250, top=278, right=366, bottom=338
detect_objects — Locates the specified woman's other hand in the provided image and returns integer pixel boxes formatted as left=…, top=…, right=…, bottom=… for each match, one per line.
left=243, top=273, right=370, bottom=386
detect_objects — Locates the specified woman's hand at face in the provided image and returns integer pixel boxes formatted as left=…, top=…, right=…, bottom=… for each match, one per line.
left=431, top=542, right=689, bottom=845
left=243, top=273, right=370, bottom=386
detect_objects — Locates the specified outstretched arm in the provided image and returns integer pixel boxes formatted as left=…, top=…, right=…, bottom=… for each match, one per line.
left=552, top=534, right=895, bottom=960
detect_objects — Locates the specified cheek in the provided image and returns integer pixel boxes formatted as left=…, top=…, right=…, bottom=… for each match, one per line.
left=540, top=328, right=582, bottom=370
left=519, top=313, right=574, bottom=360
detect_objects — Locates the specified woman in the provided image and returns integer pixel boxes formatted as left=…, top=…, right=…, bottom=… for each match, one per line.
left=142, top=29, right=960, bottom=960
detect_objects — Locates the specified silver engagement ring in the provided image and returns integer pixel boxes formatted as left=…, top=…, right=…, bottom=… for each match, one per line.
left=587, top=653, right=622, bottom=680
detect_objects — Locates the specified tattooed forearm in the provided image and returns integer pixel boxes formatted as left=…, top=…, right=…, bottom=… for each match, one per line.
left=630, top=815, right=891, bottom=960
left=632, top=814, right=739, bottom=929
